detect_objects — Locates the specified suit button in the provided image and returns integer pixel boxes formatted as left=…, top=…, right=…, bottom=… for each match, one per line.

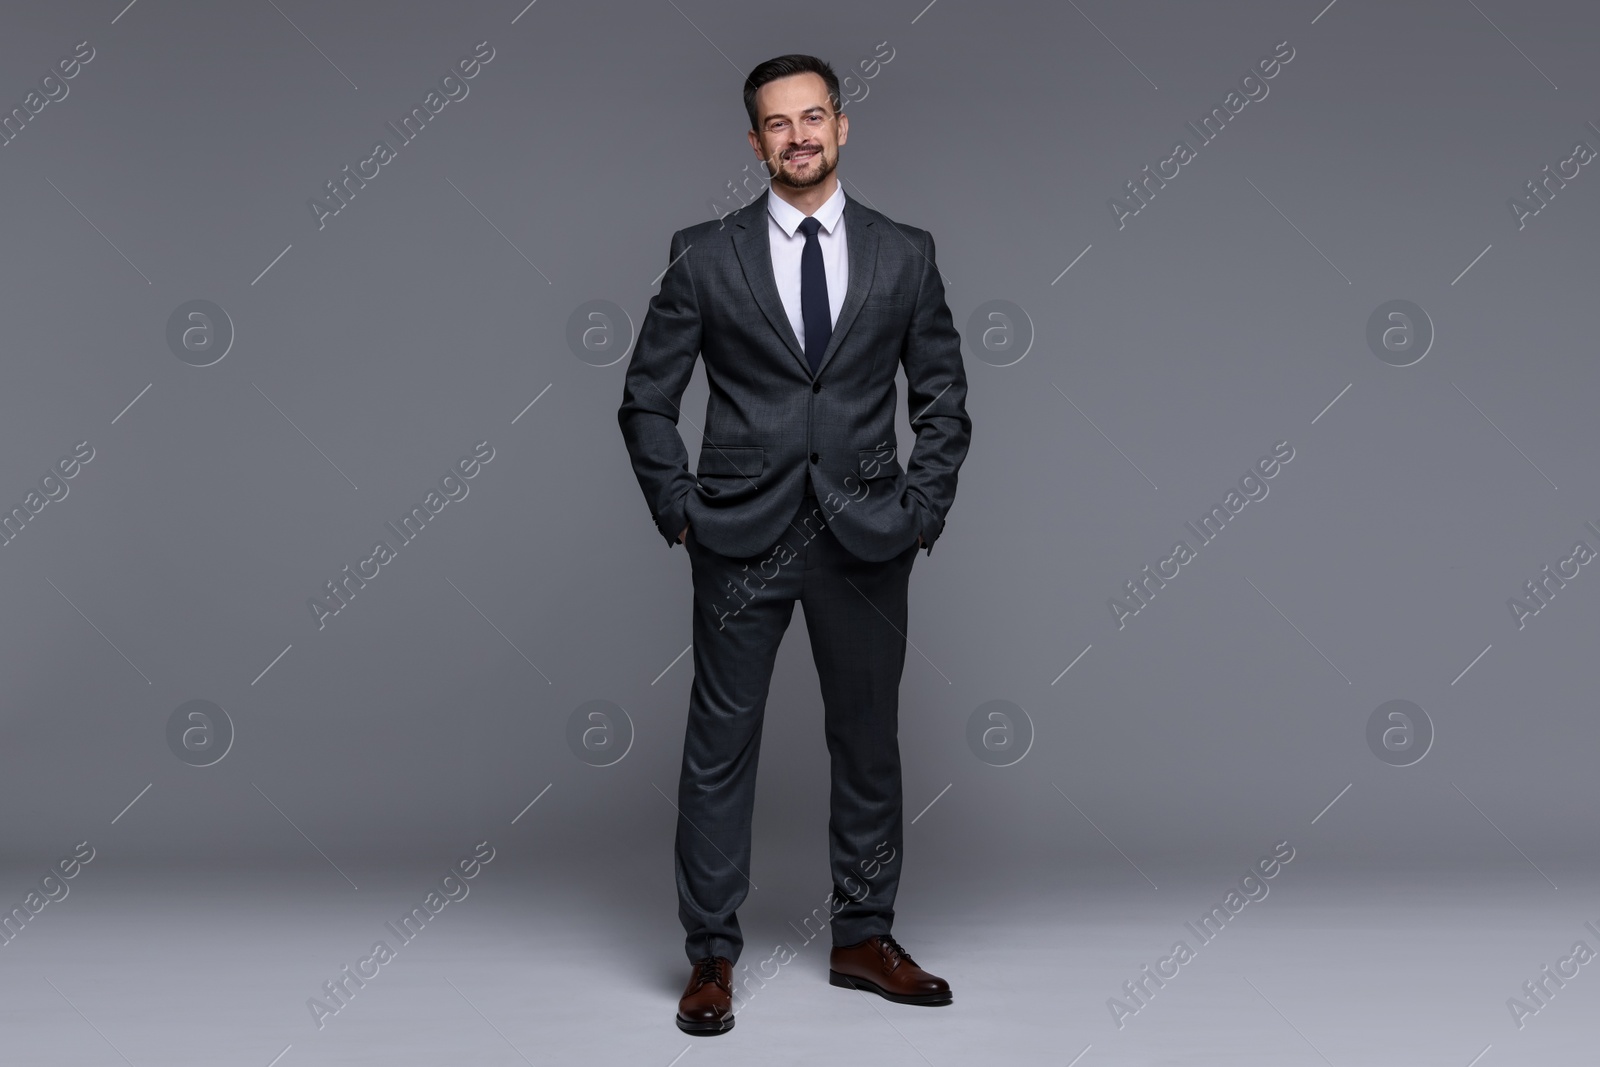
left=809, top=452, right=819, bottom=464
left=812, top=382, right=821, bottom=393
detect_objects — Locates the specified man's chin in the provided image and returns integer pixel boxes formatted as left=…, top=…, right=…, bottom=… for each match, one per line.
left=776, top=162, right=833, bottom=190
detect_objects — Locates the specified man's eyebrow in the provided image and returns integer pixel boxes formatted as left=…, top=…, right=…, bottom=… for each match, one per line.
left=765, top=105, right=829, bottom=122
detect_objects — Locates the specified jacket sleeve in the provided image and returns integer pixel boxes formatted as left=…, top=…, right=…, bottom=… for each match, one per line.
left=901, top=230, right=972, bottom=555
left=618, top=229, right=701, bottom=548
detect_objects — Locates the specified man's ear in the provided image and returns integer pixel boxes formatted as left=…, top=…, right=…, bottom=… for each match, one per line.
left=836, top=111, right=848, bottom=146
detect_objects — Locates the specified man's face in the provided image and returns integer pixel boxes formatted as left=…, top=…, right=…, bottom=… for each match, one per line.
left=748, top=72, right=848, bottom=190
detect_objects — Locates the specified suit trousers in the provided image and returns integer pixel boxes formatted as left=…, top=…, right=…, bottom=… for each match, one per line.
left=676, top=487, right=919, bottom=965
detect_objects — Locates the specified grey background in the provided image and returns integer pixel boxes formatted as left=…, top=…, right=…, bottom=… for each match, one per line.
left=4, top=0, right=1596, bottom=860
left=2, top=1, right=1599, bottom=1060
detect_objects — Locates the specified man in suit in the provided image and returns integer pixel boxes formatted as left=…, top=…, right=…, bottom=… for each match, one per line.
left=617, top=53, right=971, bottom=1035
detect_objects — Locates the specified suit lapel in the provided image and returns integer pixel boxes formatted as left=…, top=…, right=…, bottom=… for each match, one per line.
left=732, top=193, right=806, bottom=375
left=816, top=196, right=878, bottom=378
left=731, top=189, right=880, bottom=380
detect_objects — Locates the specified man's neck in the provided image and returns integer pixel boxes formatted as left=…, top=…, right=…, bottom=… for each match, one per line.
left=769, top=173, right=839, bottom=217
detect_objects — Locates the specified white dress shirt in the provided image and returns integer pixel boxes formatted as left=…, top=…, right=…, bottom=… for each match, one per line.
left=766, top=182, right=848, bottom=353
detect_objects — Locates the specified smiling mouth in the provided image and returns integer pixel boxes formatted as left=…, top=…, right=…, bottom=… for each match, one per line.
left=786, top=148, right=819, bottom=163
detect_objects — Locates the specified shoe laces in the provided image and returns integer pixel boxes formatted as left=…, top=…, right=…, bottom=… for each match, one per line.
left=693, top=956, right=728, bottom=991
left=877, top=934, right=918, bottom=970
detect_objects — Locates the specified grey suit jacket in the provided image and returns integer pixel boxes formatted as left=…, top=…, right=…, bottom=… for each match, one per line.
left=617, top=190, right=971, bottom=563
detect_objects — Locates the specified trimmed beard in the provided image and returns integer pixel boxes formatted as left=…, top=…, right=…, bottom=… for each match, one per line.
left=769, top=146, right=837, bottom=190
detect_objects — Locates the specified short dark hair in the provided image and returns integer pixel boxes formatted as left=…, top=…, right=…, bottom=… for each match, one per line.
left=743, top=54, right=841, bottom=132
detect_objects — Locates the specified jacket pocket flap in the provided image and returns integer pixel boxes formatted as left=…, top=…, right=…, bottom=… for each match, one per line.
left=698, top=445, right=765, bottom=477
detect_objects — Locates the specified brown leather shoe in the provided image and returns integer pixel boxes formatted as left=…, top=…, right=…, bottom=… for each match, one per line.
left=676, top=956, right=736, bottom=1035
left=829, top=934, right=952, bottom=1005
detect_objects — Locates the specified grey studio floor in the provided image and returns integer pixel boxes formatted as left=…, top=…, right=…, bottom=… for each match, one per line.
left=2, top=854, right=1595, bottom=1067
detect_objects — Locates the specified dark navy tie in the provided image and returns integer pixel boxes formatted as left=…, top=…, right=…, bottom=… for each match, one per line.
left=798, top=216, right=831, bottom=375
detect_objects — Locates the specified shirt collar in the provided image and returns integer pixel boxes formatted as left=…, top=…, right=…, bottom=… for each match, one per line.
left=767, top=182, right=846, bottom=238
